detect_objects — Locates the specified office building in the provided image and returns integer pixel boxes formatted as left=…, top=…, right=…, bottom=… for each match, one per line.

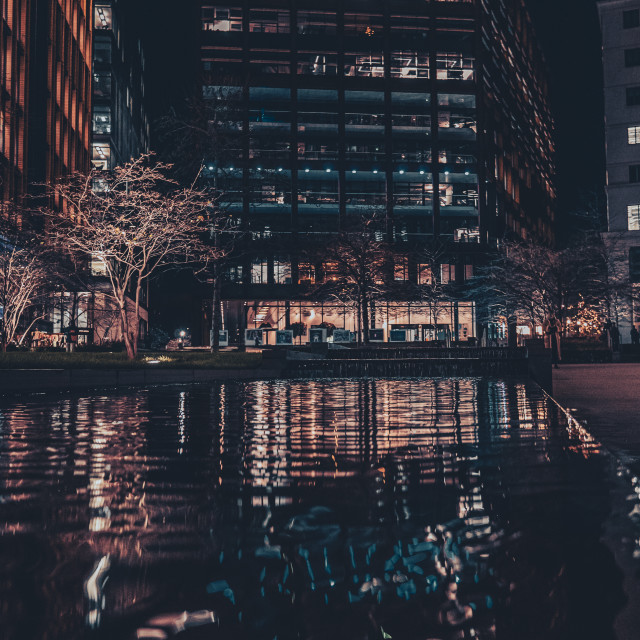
left=92, top=0, right=149, bottom=170
left=192, top=0, right=554, bottom=344
left=1, top=0, right=92, bottom=207
left=599, top=0, right=640, bottom=340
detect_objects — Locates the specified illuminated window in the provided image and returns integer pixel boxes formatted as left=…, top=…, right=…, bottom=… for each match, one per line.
left=274, top=258, right=291, bottom=284
left=202, top=7, right=243, bottom=32
left=344, top=53, right=385, bottom=78
left=94, top=5, right=112, bottom=29
left=251, top=258, right=268, bottom=284
left=394, top=181, right=432, bottom=206
left=298, top=263, right=316, bottom=285
left=323, top=262, right=340, bottom=282
left=417, top=264, right=433, bottom=285
left=224, top=266, right=243, bottom=282
left=440, top=264, right=455, bottom=284
left=91, top=143, right=111, bottom=170
left=92, top=107, right=111, bottom=135
left=394, top=257, right=409, bottom=281
left=90, top=253, right=108, bottom=276
left=436, top=53, right=475, bottom=81
left=628, top=205, right=640, bottom=230
left=629, top=127, right=640, bottom=144
left=390, top=51, right=430, bottom=78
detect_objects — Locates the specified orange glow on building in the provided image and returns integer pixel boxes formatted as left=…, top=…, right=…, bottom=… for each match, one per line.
left=1, top=0, right=92, bottom=208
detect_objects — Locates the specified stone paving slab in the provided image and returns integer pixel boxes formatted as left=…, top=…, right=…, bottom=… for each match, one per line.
left=553, top=363, right=640, bottom=470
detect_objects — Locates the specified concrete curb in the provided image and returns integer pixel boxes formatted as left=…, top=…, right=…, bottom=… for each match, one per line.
left=0, top=367, right=284, bottom=394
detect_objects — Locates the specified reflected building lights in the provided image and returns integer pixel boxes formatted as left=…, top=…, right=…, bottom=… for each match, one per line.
left=0, top=379, right=633, bottom=639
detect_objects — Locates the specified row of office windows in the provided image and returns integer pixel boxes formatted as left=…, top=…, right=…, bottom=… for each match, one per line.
left=206, top=86, right=475, bottom=104
left=201, top=7, right=473, bottom=35
left=227, top=259, right=473, bottom=286
left=202, top=51, right=475, bottom=80
left=226, top=181, right=479, bottom=208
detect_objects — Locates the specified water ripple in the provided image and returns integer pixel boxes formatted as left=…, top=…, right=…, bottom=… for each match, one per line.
left=0, top=378, right=636, bottom=639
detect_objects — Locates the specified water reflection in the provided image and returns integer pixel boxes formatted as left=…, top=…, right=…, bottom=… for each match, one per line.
left=0, top=379, right=633, bottom=639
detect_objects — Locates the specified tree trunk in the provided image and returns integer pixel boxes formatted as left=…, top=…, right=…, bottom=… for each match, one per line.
left=131, top=285, right=142, bottom=358
left=211, top=263, right=222, bottom=352
left=118, top=298, right=135, bottom=359
left=237, top=302, right=246, bottom=352
left=507, top=314, right=518, bottom=349
left=362, top=293, right=370, bottom=344
left=66, top=292, right=78, bottom=353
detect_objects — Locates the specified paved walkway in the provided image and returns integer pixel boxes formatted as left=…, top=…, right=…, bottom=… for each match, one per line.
left=553, top=363, right=640, bottom=470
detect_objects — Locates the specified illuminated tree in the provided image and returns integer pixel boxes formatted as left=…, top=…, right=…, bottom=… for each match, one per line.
left=48, top=155, right=224, bottom=359
left=411, top=239, right=455, bottom=336
left=0, top=225, right=50, bottom=352
left=314, top=213, right=391, bottom=344
left=470, top=240, right=597, bottom=338
left=587, top=232, right=637, bottom=327
left=565, top=295, right=603, bottom=338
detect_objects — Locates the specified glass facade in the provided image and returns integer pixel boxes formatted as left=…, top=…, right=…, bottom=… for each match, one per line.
left=201, top=4, right=488, bottom=239
left=198, top=0, right=555, bottom=345
left=92, top=0, right=149, bottom=170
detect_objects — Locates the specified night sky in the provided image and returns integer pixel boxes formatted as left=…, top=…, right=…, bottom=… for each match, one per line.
left=131, top=0, right=606, bottom=237
left=527, top=0, right=606, bottom=233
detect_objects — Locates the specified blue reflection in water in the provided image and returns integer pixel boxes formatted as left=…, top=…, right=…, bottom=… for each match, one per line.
left=0, top=378, right=636, bottom=640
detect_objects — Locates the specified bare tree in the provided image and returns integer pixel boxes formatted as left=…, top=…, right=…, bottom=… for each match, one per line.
left=0, top=220, right=51, bottom=351
left=156, top=84, right=244, bottom=185
left=411, top=239, right=454, bottom=338
left=157, top=87, right=245, bottom=351
left=469, top=240, right=597, bottom=339
left=47, top=155, right=224, bottom=359
left=587, top=231, right=638, bottom=327
left=314, top=213, right=391, bottom=344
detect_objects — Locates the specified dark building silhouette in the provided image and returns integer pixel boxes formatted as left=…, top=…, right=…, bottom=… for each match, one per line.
left=195, top=0, right=556, bottom=345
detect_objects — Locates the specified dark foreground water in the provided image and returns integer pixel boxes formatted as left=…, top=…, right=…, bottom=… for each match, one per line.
left=0, top=378, right=639, bottom=640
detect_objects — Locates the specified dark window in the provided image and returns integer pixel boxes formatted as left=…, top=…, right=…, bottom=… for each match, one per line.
left=631, top=165, right=640, bottom=182
left=624, top=9, right=640, bottom=29
left=626, top=48, right=640, bottom=67
left=630, top=248, right=640, bottom=283
left=627, top=86, right=640, bottom=105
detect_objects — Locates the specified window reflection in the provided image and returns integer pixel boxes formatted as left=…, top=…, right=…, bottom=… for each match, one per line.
left=202, top=6, right=242, bottom=32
